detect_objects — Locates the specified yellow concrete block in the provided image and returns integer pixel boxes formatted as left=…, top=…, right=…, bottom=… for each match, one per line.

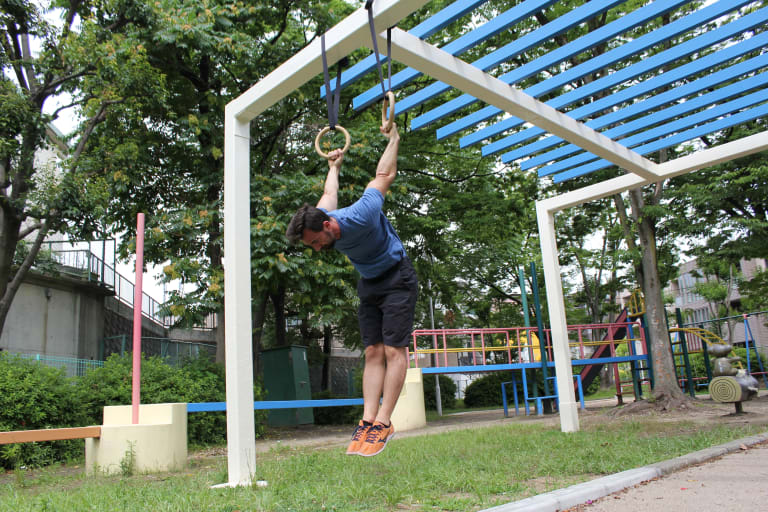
left=390, top=368, right=426, bottom=432
left=86, top=403, right=187, bottom=475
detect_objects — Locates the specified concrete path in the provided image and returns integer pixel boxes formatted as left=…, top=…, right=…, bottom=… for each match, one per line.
left=481, top=434, right=768, bottom=512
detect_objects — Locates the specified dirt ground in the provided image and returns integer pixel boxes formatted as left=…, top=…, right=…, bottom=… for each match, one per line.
left=253, top=391, right=768, bottom=450
left=186, top=391, right=768, bottom=462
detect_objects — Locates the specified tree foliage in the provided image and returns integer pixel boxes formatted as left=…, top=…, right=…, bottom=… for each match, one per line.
left=0, top=0, right=162, bottom=338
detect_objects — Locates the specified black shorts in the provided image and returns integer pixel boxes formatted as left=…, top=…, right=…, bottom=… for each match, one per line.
left=357, top=256, right=418, bottom=348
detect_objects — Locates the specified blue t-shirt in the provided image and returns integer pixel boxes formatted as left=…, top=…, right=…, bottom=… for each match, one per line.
left=322, top=188, right=405, bottom=279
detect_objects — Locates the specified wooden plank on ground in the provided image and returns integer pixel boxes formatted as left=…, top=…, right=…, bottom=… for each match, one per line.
left=0, top=426, right=101, bottom=444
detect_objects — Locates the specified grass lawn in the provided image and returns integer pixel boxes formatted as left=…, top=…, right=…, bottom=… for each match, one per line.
left=1, top=413, right=763, bottom=512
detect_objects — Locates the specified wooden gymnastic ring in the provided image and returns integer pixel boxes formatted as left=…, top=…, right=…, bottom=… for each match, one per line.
left=314, top=125, right=351, bottom=160
left=381, top=91, right=395, bottom=133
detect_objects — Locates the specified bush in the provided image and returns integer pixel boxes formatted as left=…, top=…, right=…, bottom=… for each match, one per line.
left=422, top=374, right=457, bottom=410
left=463, top=371, right=517, bottom=407
left=311, top=390, right=362, bottom=425
left=583, top=373, right=601, bottom=396
left=0, top=354, right=87, bottom=469
left=76, top=353, right=266, bottom=447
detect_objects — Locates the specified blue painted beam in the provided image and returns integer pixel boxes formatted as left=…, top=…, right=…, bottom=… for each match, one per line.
left=318, top=0, right=490, bottom=97
left=187, top=398, right=365, bottom=413
left=515, top=52, right=768, bottom=170
left=535, top=75, right=768, bottom=176
left=540, top=86, right=768, bottom=176
left=552, top=102, right=768, bottom=183
left=408, top=0, right=686, bottom=130
left=400, top=0, right=628, bottom=120
left=352, top=0, right=559, bottom=111
left=444, top=0, right=759, bottom=147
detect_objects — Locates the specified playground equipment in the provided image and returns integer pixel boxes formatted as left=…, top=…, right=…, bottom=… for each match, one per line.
left=672, top=310, right=768, bottom=396
left=707, top=341, right=759, bottom=414
left=502, top=373, right=585, bottom=417
left=223, top=0, right=768, bottom=486
left=411, top=316, right=649, bottom=409
left=315, top=1, right=395, bottom=160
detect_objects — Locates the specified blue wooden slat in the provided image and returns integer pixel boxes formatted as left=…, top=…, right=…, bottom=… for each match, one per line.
left=409, top=0, right=685, bottom=130
left=352, top=0, right=559, bottom=110
left=539, top=73, right=768, bottom=177
left=552, top=102, right=768, bottom=183
left=444, top=0, right=758, bottom=146
left=496, top=30, right=768, bottom=161
left=540, top=85, right=768, bottom=176
left=398, top=0, right=626, bottom=118
left=318, top=0, right=490, bottom=97
left=517, top=53, right=768, bottom=169
left=497, top=34, right=768, bottom=163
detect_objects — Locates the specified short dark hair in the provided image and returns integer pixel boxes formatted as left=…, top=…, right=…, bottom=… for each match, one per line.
left=285, top=203, right=330, bottom=244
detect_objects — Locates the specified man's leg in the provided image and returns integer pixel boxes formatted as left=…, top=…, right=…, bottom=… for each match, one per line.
left=346, top=343, right=384, bottom=455
left=374, top=345, right=407, bottom=425
left=358, top=344, right=404, bottom=457
left=362, top=343, right=385, bottom=422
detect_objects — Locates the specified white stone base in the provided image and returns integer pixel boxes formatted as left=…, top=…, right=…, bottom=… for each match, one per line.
left=390, top=368, right=427, bottom=432
left=85, top=403, right=187, bottom=475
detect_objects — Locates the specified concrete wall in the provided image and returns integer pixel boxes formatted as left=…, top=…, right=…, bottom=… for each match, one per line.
left=0, top=271, right=112, bottom=359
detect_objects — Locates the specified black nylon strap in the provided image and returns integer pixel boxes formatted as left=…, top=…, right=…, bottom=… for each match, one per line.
left=321, top=34, right=343, bottom=130
left=366, top=0, right=392, bottom=98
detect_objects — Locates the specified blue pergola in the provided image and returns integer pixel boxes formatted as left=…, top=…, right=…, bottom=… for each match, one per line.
left=222, top=0, right=768, bottom=486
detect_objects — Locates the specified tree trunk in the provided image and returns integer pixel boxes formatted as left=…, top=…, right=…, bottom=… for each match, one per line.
left=322, top=325, right=333, bottom=392
left=215, top=310, right=225, bottom=364
left=0, top=221, right=48, bottom=338
left=629, top=189, right=689, bottom=408
left=252, top=294, right=268, bottom=378
left=271, top=286, right=287, bottom=346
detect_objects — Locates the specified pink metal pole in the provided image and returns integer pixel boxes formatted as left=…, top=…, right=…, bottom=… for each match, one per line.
left=132, top=213, right=145, bottom=425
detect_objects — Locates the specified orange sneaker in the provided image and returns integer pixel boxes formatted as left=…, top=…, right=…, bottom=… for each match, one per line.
left=345, top=420, right=371, bottom=455
left=358, top=421, right=395, bottom=457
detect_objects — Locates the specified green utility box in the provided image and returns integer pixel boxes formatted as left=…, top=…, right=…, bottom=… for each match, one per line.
left=261, top=345, right=314, bottom=426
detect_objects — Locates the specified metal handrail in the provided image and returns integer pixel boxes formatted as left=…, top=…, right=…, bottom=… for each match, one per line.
left=36, top=242, right=216, bottom=330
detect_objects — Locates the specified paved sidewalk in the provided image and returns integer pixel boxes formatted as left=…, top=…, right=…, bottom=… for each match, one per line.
left=480, top=434, right=768, bottom=512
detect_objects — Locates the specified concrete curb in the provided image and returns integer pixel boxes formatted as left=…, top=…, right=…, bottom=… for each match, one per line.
left=480, top=432, right=768, bottom=512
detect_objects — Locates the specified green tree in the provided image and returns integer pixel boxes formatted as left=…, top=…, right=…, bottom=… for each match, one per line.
left=0, top=0, right=161, bottom=339
left=79, top=0, right=356, bottom=365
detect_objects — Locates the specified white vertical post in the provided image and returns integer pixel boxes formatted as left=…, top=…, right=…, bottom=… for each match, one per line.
left=222, top=109, right=256, bottom=486
left=536, top=201, right=579, bottom=432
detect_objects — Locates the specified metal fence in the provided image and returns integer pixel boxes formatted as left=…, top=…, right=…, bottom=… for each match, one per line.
left=15, top=353, right=104, bottom=378
left=101, top=335, right=217, bottom=366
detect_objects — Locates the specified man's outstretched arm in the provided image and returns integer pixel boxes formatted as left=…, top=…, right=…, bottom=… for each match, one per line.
left=367, top=124, right=400, bottom=196
left=316, top=149, right=344, bottom=211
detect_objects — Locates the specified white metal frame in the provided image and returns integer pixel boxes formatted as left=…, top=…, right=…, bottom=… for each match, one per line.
left=223, top=0, right=768, bottom=483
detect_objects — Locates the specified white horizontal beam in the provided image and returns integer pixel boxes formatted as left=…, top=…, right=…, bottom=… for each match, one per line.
left=384, top=28, right=661, bottom=181
left=538, top=131, right=768, bottom=213
left=228, top=0, right=430, bottom=123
